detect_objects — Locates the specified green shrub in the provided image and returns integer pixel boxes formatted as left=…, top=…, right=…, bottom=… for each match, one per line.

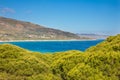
left=0, top=34, right=120, bottom=80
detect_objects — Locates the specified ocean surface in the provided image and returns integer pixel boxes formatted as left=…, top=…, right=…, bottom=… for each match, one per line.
left=0, top=40, right=104, bottom=53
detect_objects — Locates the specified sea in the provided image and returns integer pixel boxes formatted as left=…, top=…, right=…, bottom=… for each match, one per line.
left=0, top=40, right=104, bottom=53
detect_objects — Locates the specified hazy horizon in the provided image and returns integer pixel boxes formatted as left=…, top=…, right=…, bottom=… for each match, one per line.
left=0, top=0, right=119, bottom=35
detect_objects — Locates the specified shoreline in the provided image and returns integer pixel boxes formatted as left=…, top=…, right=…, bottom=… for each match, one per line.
left=0, top=39, right=104, bottom=42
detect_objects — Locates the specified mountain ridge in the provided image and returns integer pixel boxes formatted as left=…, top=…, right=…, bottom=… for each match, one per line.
left=77, top=33, right=109, bottom=39
left=0, top=16, right=88, bottom=41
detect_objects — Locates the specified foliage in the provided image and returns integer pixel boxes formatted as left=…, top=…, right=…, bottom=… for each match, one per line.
left=0, top=34, right=120, bottom=80
left=0, top=44, right=59, bottom=80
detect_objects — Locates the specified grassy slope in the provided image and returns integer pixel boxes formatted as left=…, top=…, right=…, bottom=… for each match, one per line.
left=0, top=34, right=120, bottom=80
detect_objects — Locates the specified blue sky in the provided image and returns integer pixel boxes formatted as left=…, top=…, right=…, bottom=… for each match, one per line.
left=0, top=0, right=119, bottom=35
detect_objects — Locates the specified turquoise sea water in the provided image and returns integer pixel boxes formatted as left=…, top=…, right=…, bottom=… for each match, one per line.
left=0, top=40, right=104, bottom=53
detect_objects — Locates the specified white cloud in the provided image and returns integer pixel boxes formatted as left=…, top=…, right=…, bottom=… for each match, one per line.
left=0, top=7, right=15, bottom=14
left=25, top=10, right=32, bottom=14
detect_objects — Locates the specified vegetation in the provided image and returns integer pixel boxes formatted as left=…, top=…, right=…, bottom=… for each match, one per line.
left=0, top=34, right=120, bottom=80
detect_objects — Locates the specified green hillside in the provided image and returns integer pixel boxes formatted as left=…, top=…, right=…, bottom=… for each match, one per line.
left=0, top=34, right=120, bottom=80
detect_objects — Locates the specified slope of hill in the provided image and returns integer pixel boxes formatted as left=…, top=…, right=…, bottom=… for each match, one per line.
left=0, top=34, right=120, bottom=80
left=52, top=34, right=120, bottom=80
left=86, top=34, right=120, bottom=52
left=77, top=33, right=109, bottom=39
left=0, top=16, right=85, bottom=41
left=0, top=44, right=60, bottom=80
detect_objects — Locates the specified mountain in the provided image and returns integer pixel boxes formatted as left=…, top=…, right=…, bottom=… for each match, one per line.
left=0, top=34, right=120, bottom=80
left=77, top=33, right=109, bottom=39
left=0, top=16, right=87, bottom=41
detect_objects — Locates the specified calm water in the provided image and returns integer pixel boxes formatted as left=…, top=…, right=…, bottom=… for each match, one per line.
left=0, top=40, right=104, bottom=53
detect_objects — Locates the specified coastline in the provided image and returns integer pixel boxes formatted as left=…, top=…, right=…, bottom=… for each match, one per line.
left=0, top=39, right=104, bottom=42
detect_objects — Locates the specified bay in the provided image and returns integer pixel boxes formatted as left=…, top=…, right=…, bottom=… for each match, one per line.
left=0, top=40, right=104, bottom=53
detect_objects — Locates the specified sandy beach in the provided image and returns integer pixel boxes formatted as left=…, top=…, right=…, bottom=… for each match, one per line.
left=0, top=39, right=101, bottom=42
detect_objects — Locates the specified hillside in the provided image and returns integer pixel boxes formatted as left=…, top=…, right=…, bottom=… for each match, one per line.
left=52, top=34, right=120, bottom=80
left=0, top=34, right=120, bottom=80
left=0, top=16, right=85, bottom=41
left=77, top=33, right=109, bottom=39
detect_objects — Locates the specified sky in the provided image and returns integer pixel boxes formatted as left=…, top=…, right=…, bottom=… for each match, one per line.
left=0, top=0, right=119, bottom=35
